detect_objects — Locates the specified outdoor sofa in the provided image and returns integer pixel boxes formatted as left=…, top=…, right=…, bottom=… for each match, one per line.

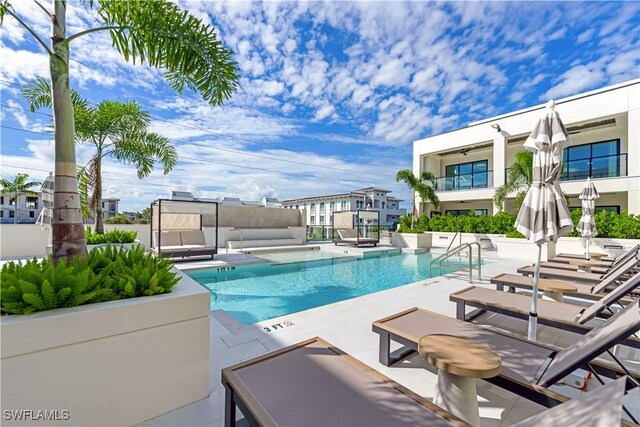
left=372, top=300, right=639, bottom=422
left=151, top=230, right=216, bottom=259
left=221, top=336, right=630, bottom=427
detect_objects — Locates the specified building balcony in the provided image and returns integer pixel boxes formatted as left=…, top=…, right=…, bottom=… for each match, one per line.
left=505, top=153, right=628, bottom=184
left=434, top=171, right=493, bottom=192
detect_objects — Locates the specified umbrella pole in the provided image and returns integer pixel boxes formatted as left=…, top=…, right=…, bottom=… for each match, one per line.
left=528, top=243, right=542, bottom=341
left=586, top=238, right=590, bottom=260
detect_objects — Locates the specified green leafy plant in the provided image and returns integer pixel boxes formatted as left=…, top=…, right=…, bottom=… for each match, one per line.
left=104, top=215, right=135, bottom=225
left=85, top=227, right=137, bottom=244
left=1, top=245, right=179, bottom=315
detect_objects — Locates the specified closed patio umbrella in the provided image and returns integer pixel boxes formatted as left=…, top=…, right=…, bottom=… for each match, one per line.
left=577, top=178, right=599, bottom=259
left=515, top=100, right=574, bottom=341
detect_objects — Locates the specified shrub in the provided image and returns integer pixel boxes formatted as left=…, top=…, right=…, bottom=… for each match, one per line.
left=104, top=215, right=134, bottom=224
left=1, top=245, right=179, bottom=315
left=85, top=227, right=137, bottom=244
left=394, top=210, right=640, bottom=239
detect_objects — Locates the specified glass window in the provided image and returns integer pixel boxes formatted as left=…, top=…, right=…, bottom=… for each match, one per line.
left=9, top=210, right=14, bottom=218
left=0, top=197, right=4, bottom=205
left=443, top=160, right=488, bottom=190
left=310, top=203, right=315, bottom=212
left=29, top=211, right=35, bottom=218
left=320, top=202, right=325, bottom=212
left=330, top=201, right=335, bottom=211
left=562, top=139, right=621, bottom=181
left=320, top=215, right=325, bottom=225
left=0, top=210, right=3, bottom=217
left=9, top=197, right=15, bottom=206
left=26, top=197, right=38, bottom=209
left=310, top=215, right=315, bottom=225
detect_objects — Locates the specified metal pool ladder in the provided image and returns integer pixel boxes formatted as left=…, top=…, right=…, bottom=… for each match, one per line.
left=225, top=229, right=243, bottom=253
left=429, top=242, right=482, bottom=283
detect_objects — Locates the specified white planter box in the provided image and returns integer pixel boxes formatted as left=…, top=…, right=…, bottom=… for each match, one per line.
left=0, top=271, right=211, bottom=426
left=496, top=238, right=556, bottom=261
left=87, top=239, right=142, bottom=252
left=430, top=232, right=503, bottom=250
left=555, top=237, right=640, bottom=258
left=392, top=232, right=432, bottom=249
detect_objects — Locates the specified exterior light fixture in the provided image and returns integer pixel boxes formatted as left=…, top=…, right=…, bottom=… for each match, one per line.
left=491, top=124, right=501, bottom=132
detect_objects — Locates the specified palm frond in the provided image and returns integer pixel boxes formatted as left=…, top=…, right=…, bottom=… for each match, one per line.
left=96, top=0, right=238, bottom=106
left=396, top=169, right=417, bottom=188
left=77, top=166, right=92, bottom=219
left=21, top=76, right=89, bottom=112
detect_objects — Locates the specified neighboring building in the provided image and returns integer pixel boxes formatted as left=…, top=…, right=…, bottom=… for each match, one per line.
left=101, top=198, right=120, bottom=219
left=413, top=79, right=639, bottom=216
left=262, top=197, right=282, bottom=208
left=0, top=192, right=43, bottom=224
left=282, top=187, right=406, bottom=227
left=170, top=191, right=281, bottom=208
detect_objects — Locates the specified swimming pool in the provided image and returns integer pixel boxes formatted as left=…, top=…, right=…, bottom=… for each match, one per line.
left=187, top=251, right=485, bottom=325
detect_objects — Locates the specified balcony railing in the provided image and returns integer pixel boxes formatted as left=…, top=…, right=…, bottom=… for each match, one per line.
left=505, top=153, right=628, bottom=184
left=434, top=171, right=493, bottom=192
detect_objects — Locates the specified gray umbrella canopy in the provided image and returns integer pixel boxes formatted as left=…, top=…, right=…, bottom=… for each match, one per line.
left=36, top=172, right=54, bottom=230
left=577, top=177, right=599, bottom=259
left=515, top=100, right=574, bottom=340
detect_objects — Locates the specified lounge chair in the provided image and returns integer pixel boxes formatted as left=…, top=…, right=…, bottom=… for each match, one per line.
left=448, top=272, right=640, bottom=348
left=222, top=337, right=468, bottom=427
left=517, top=254, right=639, bottom=284
left=372, top=300, right=639, bottom=422
left=333, top=228, right=378, bottom=247
left=555, top=244, right=639, bottom=263
left=491, top=258, right=640, bottom=302
left=222, top=336, right=631, bottom=427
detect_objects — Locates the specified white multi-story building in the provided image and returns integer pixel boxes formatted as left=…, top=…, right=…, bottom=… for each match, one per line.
left=413, top=79, right=639, bottom=216
left=282, top=187, right=406, bottom=227
left=101, top=198, right=120, bottom=219
left=0, top=192, right=42, bottom=224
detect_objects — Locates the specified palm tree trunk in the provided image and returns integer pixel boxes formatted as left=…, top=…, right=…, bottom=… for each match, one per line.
left=50, top=0, right=87, bottom=262
left=411, top=189, right=416, bottom=229
left=14, top=189, right=17, bottom=224
left=95, top=157, right=104, bottom=234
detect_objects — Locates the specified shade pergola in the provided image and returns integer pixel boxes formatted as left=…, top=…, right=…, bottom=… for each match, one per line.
left=331, top=209, right=380, bottom=247
left=150, top=199, right=219, bottom=256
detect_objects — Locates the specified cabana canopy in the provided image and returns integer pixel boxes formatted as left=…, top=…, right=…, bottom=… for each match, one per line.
left=150, top=198, right=219, bottom=259
left=331, top=209, right=380, bottom=247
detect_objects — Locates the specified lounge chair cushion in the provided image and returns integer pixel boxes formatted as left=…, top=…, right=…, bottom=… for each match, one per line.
left=155, top=231, right=182, bottom=247
left=338, top=229, right=357, bottom=239
left=181, top=230, right=206, bottom=246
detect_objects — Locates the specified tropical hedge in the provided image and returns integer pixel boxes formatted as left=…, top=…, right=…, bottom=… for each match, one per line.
left=85, top=227, right=137, bottom=244
left=1, top=245, right=179, bottom=315
left=398, top=210, right=640, bottom=239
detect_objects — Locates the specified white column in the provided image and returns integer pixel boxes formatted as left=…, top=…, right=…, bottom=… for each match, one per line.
left=627, top=109, right=640, bottom=214
left=492, top=130, right=507, bottom=189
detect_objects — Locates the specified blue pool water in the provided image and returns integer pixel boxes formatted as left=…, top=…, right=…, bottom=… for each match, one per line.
left=187, top=252, right=484, bottom=325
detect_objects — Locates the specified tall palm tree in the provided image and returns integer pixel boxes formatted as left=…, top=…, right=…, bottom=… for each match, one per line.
left=0, top=174, right=41, bottom=224
left=493, top=150, right=533, bottom=212
left=396, top=169, right=440, bottom=229
left=23, top=81, right=177, bottom=234
left=1, top=0, right=238, bottom=263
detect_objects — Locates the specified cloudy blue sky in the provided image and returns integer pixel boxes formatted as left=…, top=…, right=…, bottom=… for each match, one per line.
left=1, top=1, right=639, bottom=212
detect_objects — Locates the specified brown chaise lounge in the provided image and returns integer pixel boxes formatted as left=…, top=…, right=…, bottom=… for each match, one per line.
left=151, top=230, right=217, bottom=260
left=554, top=244, right=639, bottom=264
left=448, top=272, right=640, bottom=348
left=517, top=255, right=639, bottom=284
left=222, top=337, right=468, bottom=427
left=372, top=300, right=639, bottom=423
left=491, top=257, right=640, bottom=302
left=222, top=337, right=630, bottom=427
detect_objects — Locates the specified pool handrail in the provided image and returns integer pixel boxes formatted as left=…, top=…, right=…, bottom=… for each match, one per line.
left=430, top=242, right=481, bottom=283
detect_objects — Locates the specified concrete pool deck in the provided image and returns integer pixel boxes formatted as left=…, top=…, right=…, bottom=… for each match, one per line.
left=141, top=251, right=639, bottom=426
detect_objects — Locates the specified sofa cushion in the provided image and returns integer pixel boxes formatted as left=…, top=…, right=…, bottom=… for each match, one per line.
left=181, top=230, right=206, bottom=246
left=155, top=231, right=182, bottom=247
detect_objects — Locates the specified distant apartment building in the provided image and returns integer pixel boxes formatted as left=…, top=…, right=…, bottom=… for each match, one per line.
left=282, top=187, right=406, bottom=227
left=413, top=79, right=639, bottom=216
left=0, top=192, right=42, bottom=224
left=102, top=198, right=120, bottom=218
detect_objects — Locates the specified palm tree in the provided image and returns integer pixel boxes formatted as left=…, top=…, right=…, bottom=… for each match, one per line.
left=0, top=174, right=41, bottom=224
left=493, top=150, right=533, bottom=212
left=1, top=0, right=238, bottom=263
left=23, top=81, right=177, bottom=234
left=396, top=169, right=440, bottom=229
